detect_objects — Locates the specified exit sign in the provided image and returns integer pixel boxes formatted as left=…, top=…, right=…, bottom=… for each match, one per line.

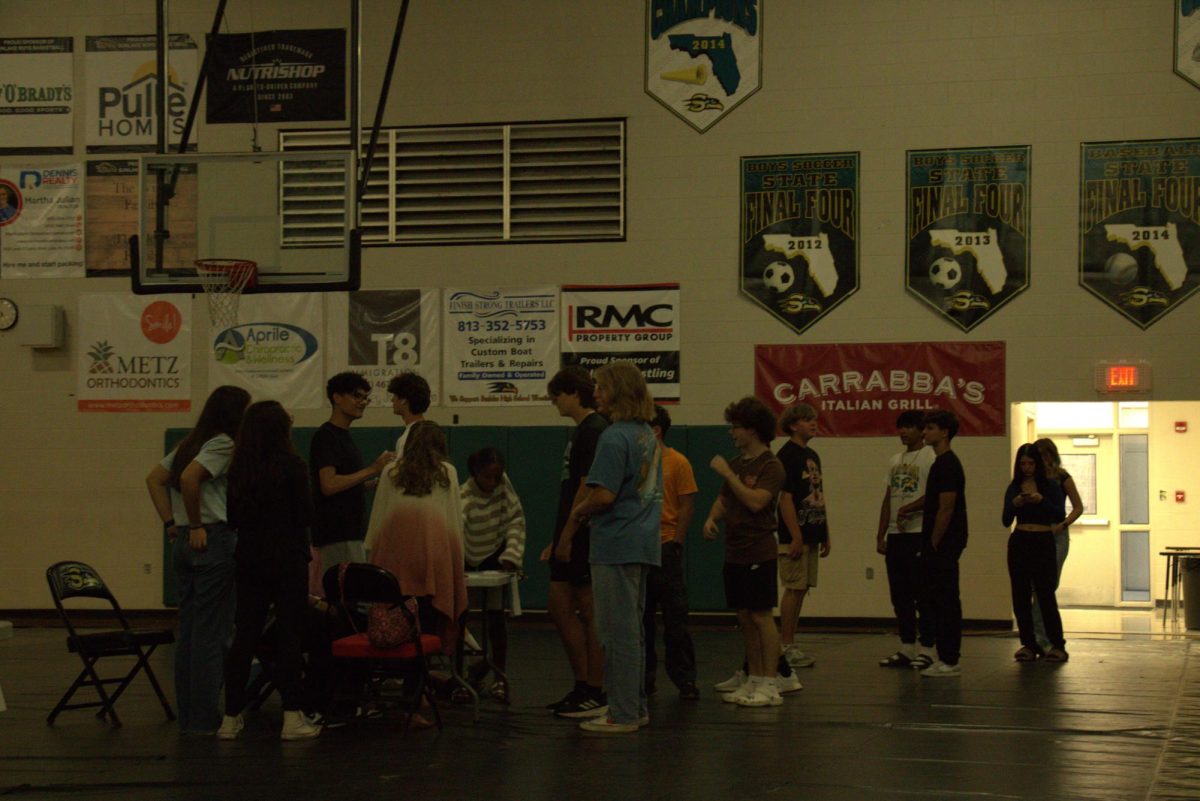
left=1095, top=361, right=1151, bottom=393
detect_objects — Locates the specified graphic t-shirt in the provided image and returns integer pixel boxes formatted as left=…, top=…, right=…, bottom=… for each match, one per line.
left=776, top=440, right=828, bottom=545
left=884, top=446, right=936, bottom=534
left=721, top=451, right=785, bottom=564
left=587, top=421, right=663, bottom=566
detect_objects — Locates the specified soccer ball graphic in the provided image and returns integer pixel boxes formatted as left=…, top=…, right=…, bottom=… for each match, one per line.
left=929, top=257, right=961, bottom=289
left=763, top=261, right=794, bottom=293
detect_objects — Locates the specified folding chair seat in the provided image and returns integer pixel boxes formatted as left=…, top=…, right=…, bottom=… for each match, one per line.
left=322, top=563, right=443, bottom=734
left=45, top=561, right=175, bottom=727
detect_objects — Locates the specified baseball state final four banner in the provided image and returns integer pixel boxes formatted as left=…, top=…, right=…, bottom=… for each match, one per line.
left=754, top=341, right=1006, bottom=438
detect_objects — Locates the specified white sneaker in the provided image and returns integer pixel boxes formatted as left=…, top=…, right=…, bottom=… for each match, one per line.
left=713, top=669, right=747, bottom=692
left=216, top=714, right=243, bottom=740
left=920, top=660, right=962, bottom=678
left=280, top=709, right=321, bottom=740
left=722, top=680, right=757, bottom=704
left=737, top=686, right=783, bottom=707
left=776, top=671, right=804, bottom=694
left=784, top=645, right=816, bottom=668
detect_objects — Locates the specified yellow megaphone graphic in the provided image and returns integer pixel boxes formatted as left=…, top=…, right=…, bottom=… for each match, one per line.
left=660, top=64, right=707, bottom=85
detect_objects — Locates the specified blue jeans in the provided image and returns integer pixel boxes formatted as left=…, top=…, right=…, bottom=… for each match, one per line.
left=1032, top=529, right=1070, bottom=651
left=592, top=563, right=650, bottom=725
left=172, top=523, right=237, bottom=732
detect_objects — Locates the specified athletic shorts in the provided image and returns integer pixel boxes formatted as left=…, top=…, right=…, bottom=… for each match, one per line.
left=779, top=543, right=819, bottom=590
left=549, top=527, right=591, bottom=586
left=723, top=559, right=778, bottom=612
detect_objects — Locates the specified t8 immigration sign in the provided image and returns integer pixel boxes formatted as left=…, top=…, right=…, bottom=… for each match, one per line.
left=754, top=341, right=1006, bottom=437
left=906, top=146, right=1030, bottom=332
left=741, top=152, right=859, bottom=334
left=1079, top=138, right=1200, bottom=329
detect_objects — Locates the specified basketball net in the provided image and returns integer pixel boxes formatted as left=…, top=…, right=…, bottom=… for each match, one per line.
left=195, top=259, right=257, bottom=330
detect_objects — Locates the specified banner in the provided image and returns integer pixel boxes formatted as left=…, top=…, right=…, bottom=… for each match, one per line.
left=561, top=283, right=680, bottom=402
left=1079, top=138, right=1200, bottom=329
left=326, top=289, right=441, bottom=404
left=1177, top=1, right=1200, bottom=90
left=208, top=293, right=325, bottom=409
left=0, top=164, right=84, bottom=278
left=906, top=145, right=1030, bottom=331
left=443, top=286, right=559, bottom=405
left=754, top=341, right=1006, bottom=437
left=77, top=294, right=192, bottom=412
left=205, top=28, right=345, bottom=123
left=84, top=159, right=197, bottom=274
left=645, top=0, right=761, bottom=133
left=0, top=38, right=74, bottom=155
left=741, top=152, right=859, bottom=334
left=86, top=35, right=197, bottom=153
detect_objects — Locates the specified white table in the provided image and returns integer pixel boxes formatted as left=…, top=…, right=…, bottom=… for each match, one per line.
left=453, top=571, right=521, bottom=721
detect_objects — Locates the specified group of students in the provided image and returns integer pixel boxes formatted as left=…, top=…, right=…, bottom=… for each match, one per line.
left=145, top=370, right=526, bottom=740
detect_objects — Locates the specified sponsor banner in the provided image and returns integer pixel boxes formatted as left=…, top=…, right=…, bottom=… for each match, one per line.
left=205, top=28, right=345, bottom=123
left=741, top=153, right=859, bottom=334
left=443, top=286, right=559, bottom=405
left=0, top=38, right=74, bottom=155
left=645, top=0, right=761, bottom=133
left=85, top=34, right=198, bottom=153
left=560, top=283, right=681, bottom=401
left=1079, top=138, right=1200, bottom=329
left=754, top=341, right=1006, bottom=437
left=906, top=145, right=1030, bottom=332
left=0, top=164, right=84, bottom=278
left=1178, top=1, right=1200, bottom=90
left=84, top=159, right=197, bottom=274
left=77, top=293, right=191, bottom=412
left=208, top=293, right=325, bottom=409
left=326, top=289, right=441, bottom=404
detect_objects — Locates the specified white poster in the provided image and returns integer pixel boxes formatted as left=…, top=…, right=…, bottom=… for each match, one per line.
left=0, top=37, right=75, bottom=155
left=207, top=293, right=325, bottom=409
left=77, top=293, right=192, bottom=412
left=0, top=164, right=84, bottom=278
left=326, top=288, right=441, bottom=404
left=85, top=34, right=197, bottom=153
left=561, top=283, right=681, bottom=402
left=443, top=286, right=559, bottom=405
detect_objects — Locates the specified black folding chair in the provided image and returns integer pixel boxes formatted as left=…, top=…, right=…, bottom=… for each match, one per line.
left=45, top=561, right=175, bottom=727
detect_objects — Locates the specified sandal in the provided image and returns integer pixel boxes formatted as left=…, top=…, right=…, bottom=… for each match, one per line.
left=879, top=651, right=914, bottom=668
left=1043, top=648, right=1069, bottom=663
left=910, top=653, right=934, bottom=670
left=1014, top=646, right=1041, bottom=662
left=489, top=678, right=510, bottom=704
left=450, top=685, right=477, bottom=704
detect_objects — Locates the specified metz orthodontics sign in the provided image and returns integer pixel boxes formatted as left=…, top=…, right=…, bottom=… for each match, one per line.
left=754, top=341, right=1006, bottom=437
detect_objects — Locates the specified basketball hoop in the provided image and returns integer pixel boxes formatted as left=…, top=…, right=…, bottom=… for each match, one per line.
left=195, top=259, right=257, bottom=329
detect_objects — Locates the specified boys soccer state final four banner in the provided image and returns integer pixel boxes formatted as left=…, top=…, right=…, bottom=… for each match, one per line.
left=754, top=341, right=1006, bottom=437
left=326, top=289, right=441, bottom=405
left=906, top=146, right=1030, bottom=332
left=1079, top=138, right=1200, bottom=329
left=444, top=286, right=559, bottom=405
left=645, top=0, right=761, bottom=133
left=0, top=38, right=74, bottom=155
left=561, top=284, right=681, bottom=402
left=741, top=153, right=859, bottom=335
left=77, top=294, right=192, bottom=412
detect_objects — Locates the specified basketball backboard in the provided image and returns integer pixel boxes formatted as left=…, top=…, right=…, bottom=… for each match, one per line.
left=131, top=149, right=360, bottom=294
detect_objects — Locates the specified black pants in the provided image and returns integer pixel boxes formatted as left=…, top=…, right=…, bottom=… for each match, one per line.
left=225, top=557, right=309, bottom=715
left=1008, top=530, right=1065, bottom=651
left=885, top=534, right=935, bottom=647
left=643, top=542, right=696, bottom=687
left=919, top=543, right=963, bottom=666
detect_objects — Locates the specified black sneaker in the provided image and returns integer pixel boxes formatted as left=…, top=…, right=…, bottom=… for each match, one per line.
left=546, top=688, right=583, bottom=712
left=678, top=681, right=700, bottom=700
left=555, top=692, right=608, bottom=719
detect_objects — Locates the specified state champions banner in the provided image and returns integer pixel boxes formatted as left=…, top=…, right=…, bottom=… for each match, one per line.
left=754, top=341, right=1006, bottom=437
left=77, top=293, right=192, bottom=412
left=443, top=286, right=558, bottom=405
left=0, top=38, right=74, bottom=155
left=326, top=289, right=441, bottom=404
left=208, top=293, right=325, bottom=409
left=0, top=164, right=84, bottom=278
left=561, top=284, right=680, bottom=402
left=906, top=146, right=1030, bottom=331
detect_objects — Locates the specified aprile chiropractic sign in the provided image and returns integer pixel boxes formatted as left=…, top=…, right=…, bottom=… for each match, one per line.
left=754, top=341, right=1006, bottom=437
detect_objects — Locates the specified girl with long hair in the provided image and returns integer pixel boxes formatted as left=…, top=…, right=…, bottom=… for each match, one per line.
left=145, top=385, right=250, bottom=734
left=1002, top=443, right=1068, bottom=662
left=1031, top=438, right=1084, bottom=651
left=220, top=401, right=318, bottom=741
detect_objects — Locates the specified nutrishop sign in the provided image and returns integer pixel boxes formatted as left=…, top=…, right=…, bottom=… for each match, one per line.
left=754, top=341, right=1006, bottom=437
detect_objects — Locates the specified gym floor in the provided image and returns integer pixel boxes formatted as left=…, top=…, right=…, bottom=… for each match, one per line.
left=1, top=623, right=1197, bottom=801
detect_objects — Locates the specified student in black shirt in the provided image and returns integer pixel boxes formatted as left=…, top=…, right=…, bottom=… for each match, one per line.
left=918, top=409, right=968, bottom=678
left=310, top=372, right=394, bottom=569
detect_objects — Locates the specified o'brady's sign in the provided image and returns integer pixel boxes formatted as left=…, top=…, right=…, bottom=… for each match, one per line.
left=754, top=341, right=1006, bottom=437
left=645, top=0, right=762, bottom=133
